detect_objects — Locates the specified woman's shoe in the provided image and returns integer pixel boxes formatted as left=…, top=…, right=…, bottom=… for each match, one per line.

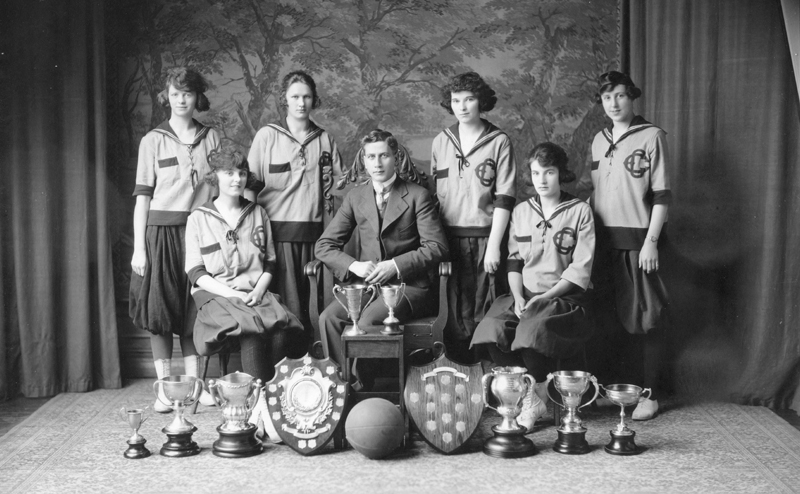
left=153, top=358, right=173, bottom=413
left=249, top=387, right=283, bottom=443
left=632, top=398, right=659, bottom=420
left=518, top=384, right=547, bottom=432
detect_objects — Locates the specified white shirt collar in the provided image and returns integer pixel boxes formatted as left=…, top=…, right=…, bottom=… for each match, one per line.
left=372, top=174, right=397, bottom=193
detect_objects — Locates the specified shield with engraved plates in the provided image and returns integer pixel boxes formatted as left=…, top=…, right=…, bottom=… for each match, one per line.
left=404, top=344, right=485, bottom=454
left=263, top=353, right=348, bottom=455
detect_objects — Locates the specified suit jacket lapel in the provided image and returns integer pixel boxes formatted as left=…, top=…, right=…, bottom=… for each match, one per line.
left=357, top=184, right=381, bottom=236
left=381, top=179, right=409, bottom=233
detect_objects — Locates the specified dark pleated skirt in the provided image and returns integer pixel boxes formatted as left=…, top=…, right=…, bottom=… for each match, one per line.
left=272, top=241, right=314, bottom=329
left=192, top=291, right=304, bottom=357
left=446, top=236, right=498, bottom=341
left=593, top=248, right=670, bottom=335
left=128, top=225, right=194, bottom=336
left=470, top=292, right=592, bottom=360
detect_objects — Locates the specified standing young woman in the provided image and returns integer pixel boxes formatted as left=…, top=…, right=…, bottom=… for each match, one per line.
left=431, top=72, right=516, bottom=361
left=245, top=71, right=342, bottom=352
left=129, top=67, right=219, bottom=411
left=589, top=71, right=671, bottom=420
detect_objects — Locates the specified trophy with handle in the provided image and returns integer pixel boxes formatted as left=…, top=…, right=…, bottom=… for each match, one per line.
left=378, top=283, right=405, bottom=335
left=600, top=384, right=651, bottom=455
left=481, top=366, right=537, bottom=458
left=333, top=283, right=378, bottom=336
left=153, top=375, right=203, bottom=457
left=118, top=405, right=151, bottom=459
left=208, top=371, right=264, bottom=458
left=545, top=370, right=600, bottom=454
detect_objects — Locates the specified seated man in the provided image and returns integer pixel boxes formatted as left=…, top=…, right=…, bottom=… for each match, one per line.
left=316, top=129, right=449, bottom=382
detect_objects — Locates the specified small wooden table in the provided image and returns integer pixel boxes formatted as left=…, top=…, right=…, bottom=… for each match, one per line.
left=337, top=325, right=407, bottom=448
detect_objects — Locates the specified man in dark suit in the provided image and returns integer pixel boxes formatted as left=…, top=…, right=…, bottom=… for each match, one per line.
left=316, top=129, right=449, bottom=373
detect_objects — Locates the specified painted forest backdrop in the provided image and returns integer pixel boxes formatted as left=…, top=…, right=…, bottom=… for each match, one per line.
left=106, top=0, right=619, bottom=309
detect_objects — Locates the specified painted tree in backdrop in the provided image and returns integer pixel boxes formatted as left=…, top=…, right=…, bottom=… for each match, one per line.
left=479, top=0, right=617, bottom=198
left=177, top=0, right=335, bottom=148
left=295, top=0, right=504, bottom=166
left=113, top=0, right=198, bottom=156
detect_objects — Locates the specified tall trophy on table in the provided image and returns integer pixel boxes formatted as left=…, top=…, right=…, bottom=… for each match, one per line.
left=153, top=375, right=203, bottom=457
left=333, top=283, right=377, bottom=336
left=545, top=370, right=600, bottom=454
left=378, top=283, right=405, bottom=335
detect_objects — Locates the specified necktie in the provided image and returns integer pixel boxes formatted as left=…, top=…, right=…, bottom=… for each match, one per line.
left=377, top=189, right=387, bottom=217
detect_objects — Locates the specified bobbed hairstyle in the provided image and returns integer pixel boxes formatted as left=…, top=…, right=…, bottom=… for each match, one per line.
left=280, top=70, right=321, bottom=110
left=594, top=71, right=642, bottom=104
left=439, top=72, right=497, bottom=114
left=526, top=142, right=575, bottom=184
left=157, top=67, right=211, bottom=112
left=204, top=149, right=250, bottom=187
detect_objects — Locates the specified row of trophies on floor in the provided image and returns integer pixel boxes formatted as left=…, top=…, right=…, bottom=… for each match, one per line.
left=119, top=365, right=650, bottom=459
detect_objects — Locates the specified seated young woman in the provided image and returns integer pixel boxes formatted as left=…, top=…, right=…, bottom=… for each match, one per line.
left=470, top=142, right=596, bottom=431
left=184, top=149, right=304, bottom=386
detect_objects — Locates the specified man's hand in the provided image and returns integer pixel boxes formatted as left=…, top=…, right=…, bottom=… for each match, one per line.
left=349, top=261, right=377, bottom=279
left=365, top=261, right=398, bottom=285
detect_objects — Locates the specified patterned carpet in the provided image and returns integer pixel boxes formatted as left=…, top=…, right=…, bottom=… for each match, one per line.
left=2, top=379, right=800, bottom=494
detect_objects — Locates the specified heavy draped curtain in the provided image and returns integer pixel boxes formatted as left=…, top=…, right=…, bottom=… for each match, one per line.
left=0, top=0, right=121, bottom=398
left=624, top=0, right=800, bottom=412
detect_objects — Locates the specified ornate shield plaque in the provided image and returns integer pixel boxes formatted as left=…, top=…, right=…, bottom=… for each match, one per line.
left=264, top=353, right=348, bottom=455
left=404, top=349, right=485, bottom=454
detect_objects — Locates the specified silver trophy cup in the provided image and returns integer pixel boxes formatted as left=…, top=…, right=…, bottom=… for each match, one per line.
left=208, top=371, right=264, bottom=458
left=153, top=375, right=203, bottom=434
left=153, top=375, right=203, bottom=457
left=601, top=384, right=651, bottom=455
left=333, top=283, right=378, bottom=336
left=118, top=406, right=151, bottom=459
left=379, top=283, right=406, bottom=335
left=481, top=366, right=537, bottom=458
left=545, top=370, right=600, bottom=454
left=209, top=372, right=262, bottom=432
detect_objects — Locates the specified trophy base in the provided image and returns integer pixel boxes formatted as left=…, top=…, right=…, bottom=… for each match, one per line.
left=123, top=438, right=151, bottom=459
left=343, top=325, right=366, bottom=336
left=553, top=429, right=591, bottom=455
left=213, top=424, right=263, bottom=458
left=605, top=430, right=641, bottom=455
left=380, top=319, right=403, bottom=335
left=160, top=426, right=201, bottom=457
left=483, top=425, right=537, bottom=458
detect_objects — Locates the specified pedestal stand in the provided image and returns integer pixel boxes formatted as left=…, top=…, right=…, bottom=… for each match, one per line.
left=212, top=424, right=263, bottom=458
left=483, top=425, right=537, bottom=458
left=160, top=426, right=201, bottom=457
